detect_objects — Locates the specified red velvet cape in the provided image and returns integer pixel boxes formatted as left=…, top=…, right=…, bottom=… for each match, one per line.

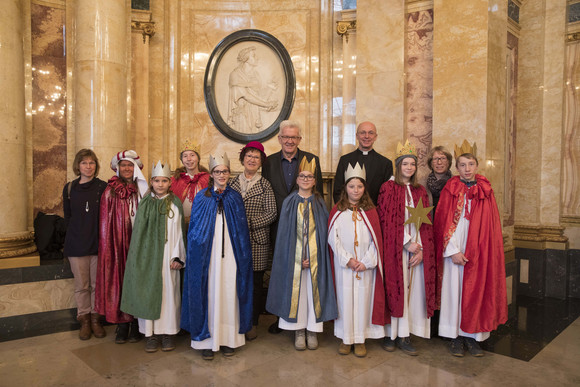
left=328, top=205, right=389, bottom=325
left=171, top=172, right=209, bottom=203
left=95, top=177, right=138, bottom=323
left=377, top=181, right=437, bottom=319
left=434, top=175, right=508, bottom=333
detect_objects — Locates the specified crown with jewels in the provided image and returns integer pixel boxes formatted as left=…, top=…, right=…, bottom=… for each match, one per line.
left=180, top=139, right=201, bottom=155
left=209, top=153, right=230, bottom=171
left=299, top=156, right=317, bottom=174
left=395, top=139, right=417, bottom=160
left=151, top=160, right=172, bottom=178
left=344, top=162, right=366, bottom=182
left=454, top=139, right=477, bottom=159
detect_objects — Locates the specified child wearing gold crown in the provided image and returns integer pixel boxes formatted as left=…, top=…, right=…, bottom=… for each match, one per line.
left=121, top=161, right=186, bottom=353
left=171, top=139, right=210, bottom=226
left=181, top=153, right=253, bottom=361
left=434, top=143, right=507, bottom=357
left=328, top=163, right=386, bottom=357
left=376, top=140, right=437, bottom=356
left=266, top=156, right=338, bottom=351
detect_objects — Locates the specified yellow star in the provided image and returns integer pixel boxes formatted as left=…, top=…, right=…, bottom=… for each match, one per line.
left=404, top=197, right=434, bottom=230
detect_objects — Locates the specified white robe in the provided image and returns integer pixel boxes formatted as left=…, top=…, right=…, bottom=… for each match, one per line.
left=329, top=209, right=384, bottom=344
left=191, top=209, right=246, bottom=350
left=139, top=196, right=186, bottom=336
left=438, top=195, right=490, bottom=342
left=386, top=183, right=431, bottom=340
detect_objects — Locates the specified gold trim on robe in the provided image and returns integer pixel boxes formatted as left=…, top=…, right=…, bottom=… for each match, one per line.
left=289, top=199, right=322, bottom=319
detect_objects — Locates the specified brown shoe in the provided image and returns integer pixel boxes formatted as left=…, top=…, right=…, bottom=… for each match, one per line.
left=245, top=325, right=257, bottom=341
left=354, top=343, right=367, bottom=357
left=338, top=342, right=351, bottom=355
left=77, top=314, right=91, bottom=340
left=90, top=313, right=106, bottom=338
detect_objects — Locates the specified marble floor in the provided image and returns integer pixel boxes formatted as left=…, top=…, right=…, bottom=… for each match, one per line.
left=1, top=313, right=579, bottom=387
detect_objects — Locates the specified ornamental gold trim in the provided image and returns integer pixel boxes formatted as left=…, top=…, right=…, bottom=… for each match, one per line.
left=513, top=224, right=568, bottom=243
left=131, top=21, right=156, bottom=44
left=337, top=20, right=357, bottom=43
left=0, top=232, right=37, bottom=258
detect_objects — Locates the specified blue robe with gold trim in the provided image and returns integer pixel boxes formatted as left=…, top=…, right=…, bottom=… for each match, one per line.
left=266, top=192, right=337, bottom=323
left=181, top=186, right=253, bottom=340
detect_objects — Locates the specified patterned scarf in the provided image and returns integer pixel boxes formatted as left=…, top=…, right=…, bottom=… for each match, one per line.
left=426, top=170, right=452, bottom=198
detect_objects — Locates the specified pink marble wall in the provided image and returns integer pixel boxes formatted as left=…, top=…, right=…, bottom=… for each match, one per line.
left=405, top=9, right=433, bottom=182
left=505, top=31, right=518, bottom=226
left=31, top=4, right=67, bottom=216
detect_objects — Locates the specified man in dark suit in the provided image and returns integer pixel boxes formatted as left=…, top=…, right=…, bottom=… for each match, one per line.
left=262, top=120, right=323, bottom=213
left=261, top=119, right=323, bottom=334
left=332, top=121, right=393, bottom=205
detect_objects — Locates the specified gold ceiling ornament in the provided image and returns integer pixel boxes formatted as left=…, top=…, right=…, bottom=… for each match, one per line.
left=454, top=139, right=477, bottom=159
left=336, top=20, right=357, bottom=43
left=131, top=20, right=156, bottom=44
left=404, top=197, right=433, bottom=232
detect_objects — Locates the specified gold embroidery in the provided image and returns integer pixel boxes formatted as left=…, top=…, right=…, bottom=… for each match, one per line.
left=289, top=202, right=305, bottom=318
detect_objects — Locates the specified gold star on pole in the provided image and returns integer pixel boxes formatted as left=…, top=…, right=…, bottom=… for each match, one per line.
left=404, top=197, right=434, bottom=231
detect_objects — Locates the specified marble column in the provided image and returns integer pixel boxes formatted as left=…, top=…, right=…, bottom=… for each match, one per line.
left=432, top=0, right=507, bottom=216
left=0, top=0, right=36, bottom=258
left=356, top=0, right=405, bottom=160
left=73, top=0, right=129, bottom=179
left=515, top=1, right=566, bottom=227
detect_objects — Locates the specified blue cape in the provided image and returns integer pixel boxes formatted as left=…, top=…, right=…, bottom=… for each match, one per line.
left=266, top=192, right=337, bottom=322
left=181, top=186, right=253, bottom=340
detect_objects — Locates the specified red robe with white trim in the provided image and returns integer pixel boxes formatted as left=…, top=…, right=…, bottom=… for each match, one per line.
left=434, top=175, right=508, bottom=333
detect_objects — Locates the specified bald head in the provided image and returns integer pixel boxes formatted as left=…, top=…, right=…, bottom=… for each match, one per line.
left=356, top=122, right=377, bottom=152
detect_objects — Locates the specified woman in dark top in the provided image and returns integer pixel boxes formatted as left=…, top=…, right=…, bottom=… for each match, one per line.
left=426, top=146, right=453, bottom=211
left=63, top=148, right=108, bottom=340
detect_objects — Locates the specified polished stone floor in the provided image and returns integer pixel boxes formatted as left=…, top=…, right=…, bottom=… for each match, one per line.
left=1, top=313, right=579, bottom=386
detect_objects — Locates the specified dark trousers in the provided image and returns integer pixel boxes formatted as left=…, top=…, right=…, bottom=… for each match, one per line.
left=253, top=270, right=265, bottom=326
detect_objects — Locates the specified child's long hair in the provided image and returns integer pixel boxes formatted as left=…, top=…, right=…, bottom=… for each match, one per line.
left=394, top=157, right=420, bottom=188
left=336, top=177, right=375, bottom=211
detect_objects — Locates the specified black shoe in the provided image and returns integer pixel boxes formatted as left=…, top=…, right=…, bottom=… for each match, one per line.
left=450, top=337, right=465, bottom=357
left=464, top=337, right=484, bottom=357
left=128, top=320, right=143, bottom=343
left=268, top=319, right=283, bottom=334
left=396, top=337, right=418, bottom=356
left=145, top=335, right=159, bottom=353
left=201, top=349, right=214, bottom=360
left=221, top=346, right=235, bottom=357
left=381, top=337, right=396, bottom=352
left=161, top=335, right=176, bottom=352
left=115, top=323, right=130, bottom=344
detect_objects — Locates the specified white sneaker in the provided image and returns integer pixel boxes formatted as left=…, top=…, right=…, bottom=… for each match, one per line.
left=307, top=331, right=318, bottom=350
left=295, top=329, right=306, bottom=351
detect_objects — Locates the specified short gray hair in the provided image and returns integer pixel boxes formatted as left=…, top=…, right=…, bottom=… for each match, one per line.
left=279, top=120, right=302, bottom=136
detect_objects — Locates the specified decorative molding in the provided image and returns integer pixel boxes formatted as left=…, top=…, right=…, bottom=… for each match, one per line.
left=567, top=32, right=580, bottom=42
left=336, top=20, right=357, bottom=43
left=132, top=10, right=155, bottom=44
left=0, top=232, right=37, bottom=258
left=405, top=0, right=433, bottom=13
left=514, top=224, right=568, bottom=242
left=561, top=215, right=580, bottom=225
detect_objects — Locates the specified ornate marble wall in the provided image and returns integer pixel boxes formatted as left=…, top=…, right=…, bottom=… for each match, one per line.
left=405, top=7, right=433, bottom=182
left=143, top=0, right=334, bottom=174
left=31, top=3, right=67, bottom=216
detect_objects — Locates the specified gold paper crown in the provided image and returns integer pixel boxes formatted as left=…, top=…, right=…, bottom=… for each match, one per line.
left=151, top=160, right=172, bottom=178
left=181, top=139, right=201, bottom=155
left=454, top=139, right=477, bottom=159
left=299, top=156, right=317, bottom=174
left=395, top=140, right=417, bottom=160
left=344, top=162, right=366, bottom=182
left=209, top=153, right=230, bottom=171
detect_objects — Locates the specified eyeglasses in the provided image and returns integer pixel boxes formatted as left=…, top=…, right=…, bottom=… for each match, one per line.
left=212, top=169, right=230, bottom=176
left=279, top=135, right=301, bottom=142
left=298, top=174, right=314, bottom=181
left=245, top=154, right=261, bottom=160
left=432, top=157, right=448, bottom=163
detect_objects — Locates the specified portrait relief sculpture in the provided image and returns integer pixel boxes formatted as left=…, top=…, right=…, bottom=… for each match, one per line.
left=227, top=46, right=280, bottom=134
